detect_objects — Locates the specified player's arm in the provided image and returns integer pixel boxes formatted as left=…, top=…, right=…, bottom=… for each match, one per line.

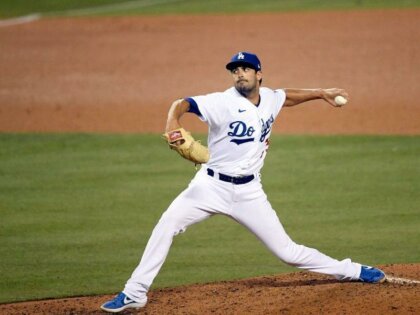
left=165, top=99, right=190, bottom=132
left=283, top=88, right=348, bottom=107
left=164, top=99, right=210, bottom=164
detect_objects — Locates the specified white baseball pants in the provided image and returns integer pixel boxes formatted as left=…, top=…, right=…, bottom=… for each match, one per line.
left=123, top=168, right=361, bottom=302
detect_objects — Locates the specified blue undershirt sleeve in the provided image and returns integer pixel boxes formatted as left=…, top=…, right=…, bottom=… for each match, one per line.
left=185, top=97, right=202, bottom=117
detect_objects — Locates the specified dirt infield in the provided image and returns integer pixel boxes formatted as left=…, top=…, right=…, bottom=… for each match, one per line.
left=0, top=9, right=419, bottom=134
left=1, top=263, right=419, bottom=315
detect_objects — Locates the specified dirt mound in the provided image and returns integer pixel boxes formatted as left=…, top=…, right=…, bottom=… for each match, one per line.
left=0, top=9, right=419, bottom=134
left=1, top=263, right=418, bottom=315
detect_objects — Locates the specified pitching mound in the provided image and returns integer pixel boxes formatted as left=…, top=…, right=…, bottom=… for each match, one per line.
left=1, top=263, right=418, bottom=315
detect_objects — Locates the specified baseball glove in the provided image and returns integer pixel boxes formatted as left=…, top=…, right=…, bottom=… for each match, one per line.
left=163, top=128, right=209, bottom=164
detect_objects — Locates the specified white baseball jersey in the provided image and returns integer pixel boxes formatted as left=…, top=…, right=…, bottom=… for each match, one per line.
left=123, top=86, right=362, bottom=303
left=187, top=87, right=286, bottom=176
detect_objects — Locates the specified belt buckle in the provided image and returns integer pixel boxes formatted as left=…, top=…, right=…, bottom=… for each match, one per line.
left=232, top=175, right=244, bottom=184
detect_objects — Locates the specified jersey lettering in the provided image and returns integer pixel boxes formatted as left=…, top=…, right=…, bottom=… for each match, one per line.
left=260, top=115, right=274, bottom=142
left=228, top=121, right=255, bottom=145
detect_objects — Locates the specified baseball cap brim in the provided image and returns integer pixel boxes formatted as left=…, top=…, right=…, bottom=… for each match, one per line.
left=226, top=61, right=260, bottom=71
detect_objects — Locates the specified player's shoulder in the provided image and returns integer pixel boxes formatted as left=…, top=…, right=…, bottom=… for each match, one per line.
left=259, top=87, right=286, bottom=114
left=260, top=86, right=285, bottom=96
left=260, top=87, right=286, bottom=105
left=223, top=87, right=240, bottom=97
left=260, top=87, right=274, bottom=94
left=189, top=89, right=235, bottom=109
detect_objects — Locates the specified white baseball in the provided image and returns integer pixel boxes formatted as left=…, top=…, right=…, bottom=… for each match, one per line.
left=334, top=95, right=347, bottom=106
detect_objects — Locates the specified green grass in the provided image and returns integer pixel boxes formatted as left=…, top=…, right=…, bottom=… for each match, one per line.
left=0, top=134, right=419, bottom=303
left=1, top=0, right=419, bottom=18
left=0, top=0, right=125, bottom=18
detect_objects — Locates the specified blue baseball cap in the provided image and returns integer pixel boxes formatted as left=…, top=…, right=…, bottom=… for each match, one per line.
left=226, top=52, right=262, bottom=71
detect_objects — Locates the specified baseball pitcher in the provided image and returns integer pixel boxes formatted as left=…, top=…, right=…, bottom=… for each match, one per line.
left=101, top=52, right=386, bottom=313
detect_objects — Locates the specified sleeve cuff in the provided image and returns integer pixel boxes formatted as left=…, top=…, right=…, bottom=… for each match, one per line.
left=186, top=97, right=202, bottom=117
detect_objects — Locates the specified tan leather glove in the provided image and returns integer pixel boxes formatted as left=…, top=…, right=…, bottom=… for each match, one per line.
left=163, top=128, right=209, bottom=164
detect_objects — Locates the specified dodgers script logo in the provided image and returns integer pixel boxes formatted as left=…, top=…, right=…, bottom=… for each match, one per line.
left=260, top=115, right=274, bottom=142
left=228, top=121, right=255, bottom=145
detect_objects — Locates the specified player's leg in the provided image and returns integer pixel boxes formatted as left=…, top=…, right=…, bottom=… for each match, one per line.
left=110, top=171, right=231, bottom=308
left=122, top=193, right=212, bottom=302
left=231, top=187, right=361, bottom=280
left=101, top=193, right=212, bottom=312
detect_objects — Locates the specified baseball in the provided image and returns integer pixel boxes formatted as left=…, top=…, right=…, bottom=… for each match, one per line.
left=334, top=95, right=347, bottom=106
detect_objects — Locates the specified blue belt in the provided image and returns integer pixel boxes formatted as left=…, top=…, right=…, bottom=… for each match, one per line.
left=207, top=168, right=255, bottom=185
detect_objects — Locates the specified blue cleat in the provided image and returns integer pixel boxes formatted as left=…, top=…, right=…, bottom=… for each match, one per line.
left=359, top=266, right=386, bottom=283
left=100, top=292, right=147, bottom=313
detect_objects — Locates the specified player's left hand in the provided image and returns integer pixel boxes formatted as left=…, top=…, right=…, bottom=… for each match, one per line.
left=163, top=128, right=210, bottom=165
left=322, top=88, right=349, bottom=107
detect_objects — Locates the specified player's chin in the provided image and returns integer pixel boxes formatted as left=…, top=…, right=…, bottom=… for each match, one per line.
left=235, top=83, right=251, bottom=93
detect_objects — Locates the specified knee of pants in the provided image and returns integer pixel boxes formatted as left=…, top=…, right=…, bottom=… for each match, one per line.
left=274, top=241, right=306, bottom=265
left=156, top=213, right=187, bottom=236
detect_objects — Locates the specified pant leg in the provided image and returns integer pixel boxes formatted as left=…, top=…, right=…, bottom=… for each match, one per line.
left=123, top=190, right=212, bottom=301
left=231, top=186, right=361, bottom=280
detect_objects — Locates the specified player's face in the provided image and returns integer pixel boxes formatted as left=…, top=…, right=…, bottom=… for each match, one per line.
left=231, top=66, right=262, bottom=95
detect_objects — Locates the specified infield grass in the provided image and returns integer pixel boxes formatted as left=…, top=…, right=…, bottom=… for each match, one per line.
left=0, top=134, right=419, bottom=303
left=1, top=0, right=420, bottom=18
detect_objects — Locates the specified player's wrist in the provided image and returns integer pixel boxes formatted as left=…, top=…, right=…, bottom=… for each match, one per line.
left=316, top=88, right=326, bottom=100
left=165, top=120, right=181, bottom=133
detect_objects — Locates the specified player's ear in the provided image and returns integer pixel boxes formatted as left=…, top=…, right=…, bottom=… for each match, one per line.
left=256, top=70, right=263, bottom=81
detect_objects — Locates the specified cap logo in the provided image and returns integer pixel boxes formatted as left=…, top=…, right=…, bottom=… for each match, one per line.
left=237, top=52, right=245, bottom=60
